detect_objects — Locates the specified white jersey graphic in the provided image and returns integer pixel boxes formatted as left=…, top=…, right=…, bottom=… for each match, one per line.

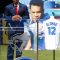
left=43, top=16, right=60, bottom=50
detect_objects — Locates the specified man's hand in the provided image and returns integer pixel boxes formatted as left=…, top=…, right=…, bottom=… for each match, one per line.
left=12, top=15, right=22, bottom=21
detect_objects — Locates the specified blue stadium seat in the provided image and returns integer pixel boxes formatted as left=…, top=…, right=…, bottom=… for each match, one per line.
left=54, top=4, right=60, bottom=8
left=44, top=1, right=55, bottom=9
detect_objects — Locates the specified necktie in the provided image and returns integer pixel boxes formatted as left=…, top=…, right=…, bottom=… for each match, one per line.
left=15, top=5, right=18, bottom=15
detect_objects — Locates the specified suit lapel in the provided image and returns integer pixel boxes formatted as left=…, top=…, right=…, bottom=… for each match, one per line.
left=10, top=3, right=16, bottom=15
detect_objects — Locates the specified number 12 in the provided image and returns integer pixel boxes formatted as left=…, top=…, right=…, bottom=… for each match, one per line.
left=48, top=27, right=56, bottom=35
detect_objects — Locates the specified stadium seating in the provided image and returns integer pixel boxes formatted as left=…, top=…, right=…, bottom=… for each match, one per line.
left=44, top=1, right=55, bottom=9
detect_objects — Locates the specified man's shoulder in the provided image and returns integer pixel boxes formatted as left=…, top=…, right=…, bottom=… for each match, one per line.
left=40, top=13, right=50, bottom=23
left=6, top=3, right=13, bottom=8
left=19, top=2, right=27, bottom=8
left=42, top=13, right=50, bottom=20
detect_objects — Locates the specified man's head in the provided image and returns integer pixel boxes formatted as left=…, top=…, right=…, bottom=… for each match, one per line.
left=13, top=0, right=19, bottom=5
left=29, top=0, right=44, bottom=22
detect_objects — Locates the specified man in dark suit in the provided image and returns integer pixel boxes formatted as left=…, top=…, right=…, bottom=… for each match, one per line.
left=4, top=0, right=29, bottom=21
left=4, top=0, right=29, bottom=60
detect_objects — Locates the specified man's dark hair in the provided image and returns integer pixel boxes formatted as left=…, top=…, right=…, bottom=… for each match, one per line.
left=29, top=0, right=44, bottom=10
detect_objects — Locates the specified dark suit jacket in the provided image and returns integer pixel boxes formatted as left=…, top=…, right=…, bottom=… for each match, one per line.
left=4, top=3, right=29, bottom=35
left=4, top=3, right=29, bottom=21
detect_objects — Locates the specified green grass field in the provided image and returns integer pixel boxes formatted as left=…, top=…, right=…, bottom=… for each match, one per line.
left=0, top=45, right=60, bottom=60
